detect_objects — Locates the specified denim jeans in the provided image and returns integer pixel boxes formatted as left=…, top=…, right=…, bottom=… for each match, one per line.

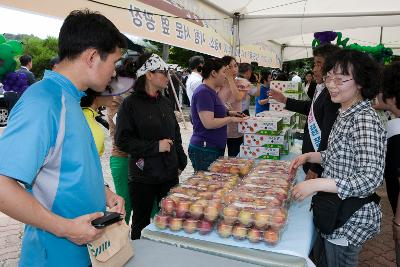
left=323, top=239, right=361, bottom=267
left=188, top=144, right=224, bottom=172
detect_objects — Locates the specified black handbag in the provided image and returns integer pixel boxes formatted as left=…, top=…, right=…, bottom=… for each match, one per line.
left=311, top=192, right=380, bottom=234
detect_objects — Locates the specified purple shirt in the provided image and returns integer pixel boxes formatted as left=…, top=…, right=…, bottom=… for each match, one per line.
left=190, top=84, right=227, bottom=150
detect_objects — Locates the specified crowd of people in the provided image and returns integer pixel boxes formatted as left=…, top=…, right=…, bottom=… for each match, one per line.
left=0, top=8, right=399, bottom=267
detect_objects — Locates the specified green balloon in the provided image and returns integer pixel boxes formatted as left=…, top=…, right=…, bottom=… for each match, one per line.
left=0, top=43, right=13, bottom=60
left=6, top=40, right=23, bottom=55
left=0, top=58, right=16, bottom=77
left=0, top=34, right=6, bottom=45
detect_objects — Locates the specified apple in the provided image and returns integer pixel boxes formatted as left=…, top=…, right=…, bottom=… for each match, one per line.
left=190, top=201, right=204, bottom=219
left=183, top=219, right=198, bottom=234
left=247, top=228, right=261, bottom=243
left=198, top=220, right=213, bottom=235
left=204, top=205, right=219, bottom=222
left=254, top=209, right=270, bottom=229
left=197, top=191, right=213, bottom=200
left=263, top=230, right=279, bottom=245
left=161, top=197, right=175, bottom=215
left=270, top=208, right=287, bottom=230
left=176, top=200, right=191, bottom=218
left=230, top=166, right=240, bottom=175
left=232, top=225, right=248, bottom=240
left=217, top=221, right=233, bottom=238
left=154, top=214, right=169, bottom=230
left=238, top=209, right=254, bottom=226
left=169, top=217, right=183, bottom=231
left=223, top=205, right=239, bottom=224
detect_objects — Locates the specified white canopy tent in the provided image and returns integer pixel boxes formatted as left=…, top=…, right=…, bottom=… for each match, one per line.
left=201, top=0, right=400, bottom=62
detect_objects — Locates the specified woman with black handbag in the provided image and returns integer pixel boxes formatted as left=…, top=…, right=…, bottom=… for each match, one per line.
left=289, top=49, right=386, bottom=266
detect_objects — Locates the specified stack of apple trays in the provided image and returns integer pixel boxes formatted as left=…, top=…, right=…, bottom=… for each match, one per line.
left=154, top=171, right=240, bottom=235
left=208, top=157, right=255, bottom=177
left=217, top=159, right=294, bottom=245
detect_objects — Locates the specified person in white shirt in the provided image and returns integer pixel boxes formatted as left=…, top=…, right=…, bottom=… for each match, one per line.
left=185, top=56, right=204, bottom=106
left=291, top=71, right=302, bottom=83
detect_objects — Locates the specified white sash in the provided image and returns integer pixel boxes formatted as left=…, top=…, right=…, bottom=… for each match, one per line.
left=307, top=85, right=323, bottom=151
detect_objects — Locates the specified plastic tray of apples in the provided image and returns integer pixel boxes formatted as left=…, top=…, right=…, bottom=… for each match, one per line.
left=154, top=213, right=216, bottom=236
left=217, top=221, right=282, bottom=245
left=209, top=157, right=255, bottom=176
left=223, top=190, right=288, bottom=208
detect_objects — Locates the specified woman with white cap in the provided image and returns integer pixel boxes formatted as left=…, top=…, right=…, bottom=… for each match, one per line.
left=115, top=53, right=187, bottom=239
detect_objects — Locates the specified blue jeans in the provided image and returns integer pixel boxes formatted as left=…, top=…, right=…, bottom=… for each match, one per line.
left=323, top=239, right=361, bottom=267
left=188, top=144, right=224, bottom=172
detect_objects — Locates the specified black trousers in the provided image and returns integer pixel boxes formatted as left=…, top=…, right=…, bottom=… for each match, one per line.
left=129, top=178, right=179, bottom=239
left=227, top=136, right=244, bottom=157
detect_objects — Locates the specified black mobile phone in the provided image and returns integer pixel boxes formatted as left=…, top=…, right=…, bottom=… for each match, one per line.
left=91, top=211, right=123, bottom=229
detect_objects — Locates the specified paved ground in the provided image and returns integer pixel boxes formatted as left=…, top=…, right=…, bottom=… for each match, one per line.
left=0, top=108, right=397, bottom=266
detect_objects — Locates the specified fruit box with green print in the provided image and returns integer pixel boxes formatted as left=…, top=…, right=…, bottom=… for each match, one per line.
left=270, top=80, right=302, bottom=93
left=238, top=117, right=283, bottom=135
left=256, top=110, right=296, bottom=126
left=239, top=144, right=280, bottom=160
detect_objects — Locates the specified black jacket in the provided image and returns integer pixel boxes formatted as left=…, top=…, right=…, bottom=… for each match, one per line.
left=286, top=85, right=340, bottom=175
left=115, top=90, right=187, bottom=184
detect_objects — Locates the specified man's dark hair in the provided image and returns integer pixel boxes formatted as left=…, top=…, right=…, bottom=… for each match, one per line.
left=49, top=56, right=60, bottom=69
left=202, top=58, right=224, bottom=79
left=58, top=9, right=126, bottom=61
left=238, top=63, right=252, bottom=75
left=221, top=55, right=235, bottom=66
left=188, top=56, right=204, bottom=70
left=323, top=49, right=382, bottom=100
left=382, top=61, right=400, bottom=109
left=19, top=55, right=32, bottom=66
left=305, top=70, right=313, bottom=76
left=313, top=44, right=341, bottom=59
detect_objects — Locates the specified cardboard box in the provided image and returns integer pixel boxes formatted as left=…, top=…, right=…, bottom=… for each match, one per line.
left=270, top=80, right=301, bottom=93
left=243, top=132, right=290, bottom=155
left=256, top=110, right=296, bottom=126
left=238, top=117, right=283, bottom=135
left=284, top=92, right=304, bottom=100
left=269, top=102, right=285, bottom=112
left=239, top=145, right=280, bottom=160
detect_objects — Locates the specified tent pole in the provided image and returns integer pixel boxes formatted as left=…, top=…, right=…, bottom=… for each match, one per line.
left=168, top=72, right=187, bottom=129
left=379, top=26, right=383, bottom=44
left=232, top=12, right=240, bottom=57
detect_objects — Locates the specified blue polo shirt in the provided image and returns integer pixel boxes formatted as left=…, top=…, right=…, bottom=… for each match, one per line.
left=0, top=70, right=106, bottom=267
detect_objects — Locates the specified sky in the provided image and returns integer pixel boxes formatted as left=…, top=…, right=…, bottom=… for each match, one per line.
left=0, top=6, right=63, bottom=38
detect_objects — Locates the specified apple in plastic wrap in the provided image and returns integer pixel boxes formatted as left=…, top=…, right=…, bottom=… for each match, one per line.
left=198, top=220, right=213, bottom=235
left=270, top=208, right=288, bottom=230
left=204, top=205, right=219, bottom=222
left=217, top=221, right=233, bottom=238
left=232, top=224, right=248, bottom=240
left=247, top=227, right=262, bottom=243
left=183, top=219, right=198, bottom=234
left=238, top=209, right=254, bottom=226
left=190, top=200, right=205, bottom=219
left=154, top=214, right=169, bottom=230
left=264, top=229, right=279, bottom=245
left=176, top=199, right=191, bottom=218
left=169, top=217, right=183, bottom=231
left=223, top=205, right=239, bottom=225
left=255, top=209, right=271, bottom=229
left=161, top=197, right=175, bottom=215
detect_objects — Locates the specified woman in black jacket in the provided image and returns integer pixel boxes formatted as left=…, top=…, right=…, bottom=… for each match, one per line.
left=115, top=53, right=187, bottom=239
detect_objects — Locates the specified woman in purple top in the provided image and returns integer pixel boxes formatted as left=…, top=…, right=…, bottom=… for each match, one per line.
left=189, top=58, right=246, bottom=171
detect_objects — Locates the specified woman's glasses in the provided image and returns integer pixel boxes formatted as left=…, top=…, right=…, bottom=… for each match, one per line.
left=323, top=75, right=353, bottom=86
left=153, top=69, right=169, bottom=76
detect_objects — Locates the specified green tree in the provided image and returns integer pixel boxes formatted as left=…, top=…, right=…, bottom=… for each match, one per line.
left=22, top=36, right=58, bottom=79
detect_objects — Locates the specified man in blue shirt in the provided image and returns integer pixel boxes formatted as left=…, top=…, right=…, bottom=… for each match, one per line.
left=0, top=10, right=126, bottom=266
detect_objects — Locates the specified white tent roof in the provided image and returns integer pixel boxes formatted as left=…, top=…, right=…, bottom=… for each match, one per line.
left=202, top=0, right=400, bottom=61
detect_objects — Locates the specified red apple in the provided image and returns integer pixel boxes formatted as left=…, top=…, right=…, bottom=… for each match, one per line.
left=154, top=214, right=169, bottom=230
left=264, top=230, right=279, bottom=245
left=198, top=220, right=213, bottom=235
left=223, top=205, right=239, bottom=224
left=161, top=197, right=175, bottom=215
left=238, top=209, right=254, bottom=226
left=217, top=221, right=233, bottom=238
left=232, top=225, right=248, bottom=240
left=270, top=208, right=287, bottom=230
left=247, top=228, right=262, bottom=243
left=183, top=219, right=198, bottom=234
left=169, top=217, right=183, bottom=231
left=176, top=200, right=191, bottom=218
